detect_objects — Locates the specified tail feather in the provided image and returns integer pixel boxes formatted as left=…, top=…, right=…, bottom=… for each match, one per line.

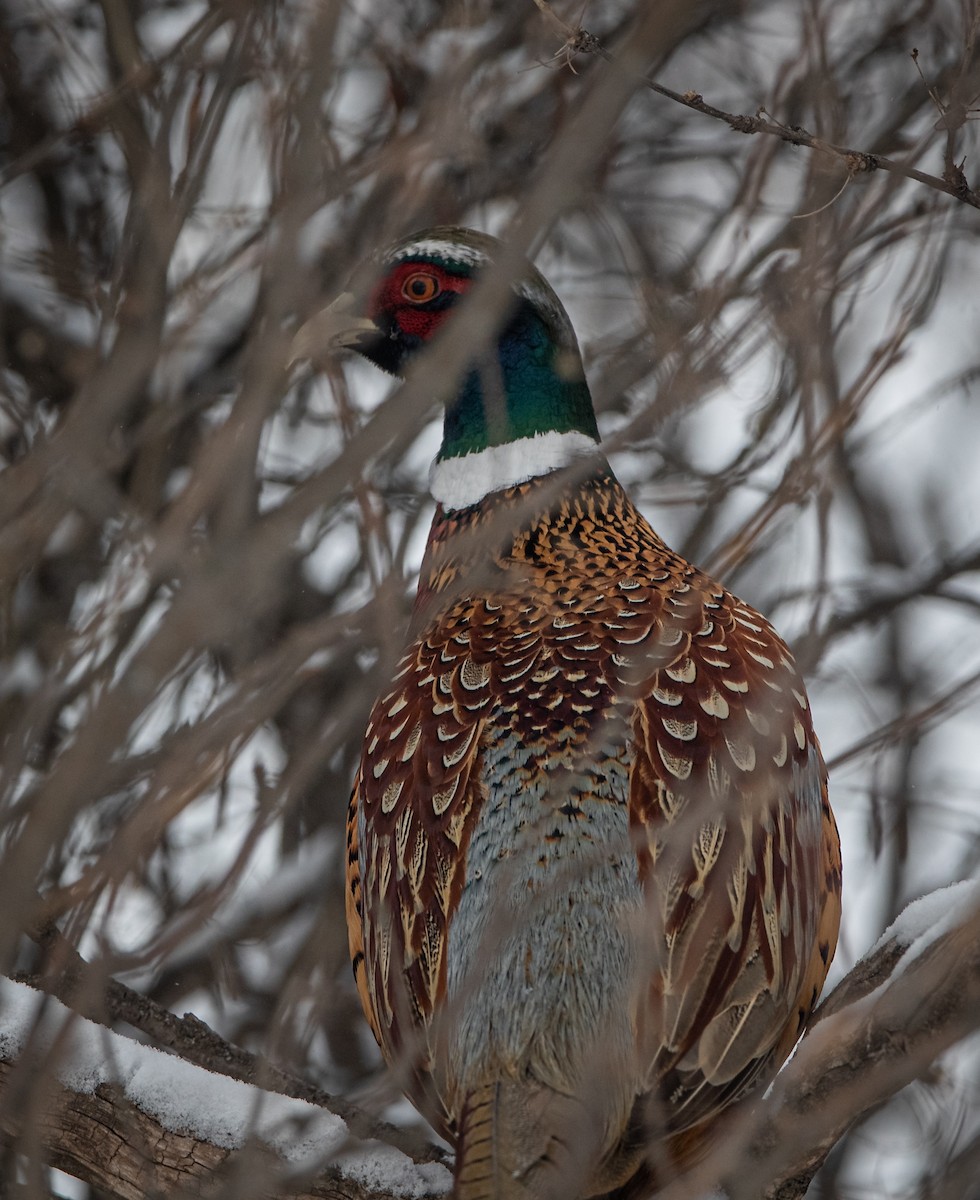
left=454, top=1084, right=501, bottom=1200
left=453, top=1079, right=608, bottom=1200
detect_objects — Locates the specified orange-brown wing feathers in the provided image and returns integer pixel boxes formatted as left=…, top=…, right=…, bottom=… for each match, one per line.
left=345, top=765, right=382, bottom=1047
left=629, top=583, right=841, bottom=1132
left=774, top=770, right=841, bottom=1064
left=348, top=608, right=496, bottom=1080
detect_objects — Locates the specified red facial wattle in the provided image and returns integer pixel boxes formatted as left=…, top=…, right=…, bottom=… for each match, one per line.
left=369, top=260, right=471, bottom=343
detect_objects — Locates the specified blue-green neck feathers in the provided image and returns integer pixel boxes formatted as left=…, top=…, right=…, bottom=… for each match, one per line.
left=440, top=297, right=599, bottom=461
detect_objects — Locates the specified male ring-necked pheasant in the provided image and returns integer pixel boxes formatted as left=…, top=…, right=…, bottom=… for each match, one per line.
left=344, top=228, right=841, bottom=1199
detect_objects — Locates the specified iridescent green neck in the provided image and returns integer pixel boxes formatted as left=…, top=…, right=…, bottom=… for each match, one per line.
left=438, top=298, right=599, bottom=461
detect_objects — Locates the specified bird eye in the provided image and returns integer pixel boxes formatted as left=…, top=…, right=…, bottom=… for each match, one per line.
left=401, top=272, right=440, bottom=303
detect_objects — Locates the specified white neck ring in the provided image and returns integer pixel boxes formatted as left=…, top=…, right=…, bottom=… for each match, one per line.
left=429, top=429, right=600, bottom=511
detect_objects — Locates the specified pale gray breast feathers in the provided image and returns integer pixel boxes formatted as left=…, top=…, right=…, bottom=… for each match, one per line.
left=439, top=712, right=644, bottom=1133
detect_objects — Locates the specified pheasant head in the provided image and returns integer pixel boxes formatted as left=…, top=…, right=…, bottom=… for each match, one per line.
left=356, top=226, right=602, bottom=511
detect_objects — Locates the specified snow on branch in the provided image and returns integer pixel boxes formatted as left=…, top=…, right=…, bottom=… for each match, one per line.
left=0, top=979, right=450, bottom=1200
left=3, top=883, right=979, bottom=1200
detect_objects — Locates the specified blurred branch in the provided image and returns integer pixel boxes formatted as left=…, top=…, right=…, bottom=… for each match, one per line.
left=827, top=661, right=980, bottom=772
left=3, top=887, right=978, bottom=1200
left=0, top=5, right=227, bottom=190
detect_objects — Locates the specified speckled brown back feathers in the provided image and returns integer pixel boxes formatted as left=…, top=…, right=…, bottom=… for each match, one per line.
left=346, top=465, right=841, bottom=1183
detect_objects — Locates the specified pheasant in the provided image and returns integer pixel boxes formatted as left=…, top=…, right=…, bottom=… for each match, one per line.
left=343, top=227, right=841, bottom=1199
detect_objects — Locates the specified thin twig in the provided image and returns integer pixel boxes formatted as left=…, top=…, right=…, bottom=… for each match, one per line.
left=533, top=7, right=980, bottom=209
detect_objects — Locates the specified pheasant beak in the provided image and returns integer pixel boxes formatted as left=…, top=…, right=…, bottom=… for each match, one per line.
left=289, top=292, right=380, bottom=367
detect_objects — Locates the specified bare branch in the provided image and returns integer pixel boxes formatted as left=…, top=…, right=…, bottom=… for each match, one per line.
left=541, top=13, right=980, bottom=208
